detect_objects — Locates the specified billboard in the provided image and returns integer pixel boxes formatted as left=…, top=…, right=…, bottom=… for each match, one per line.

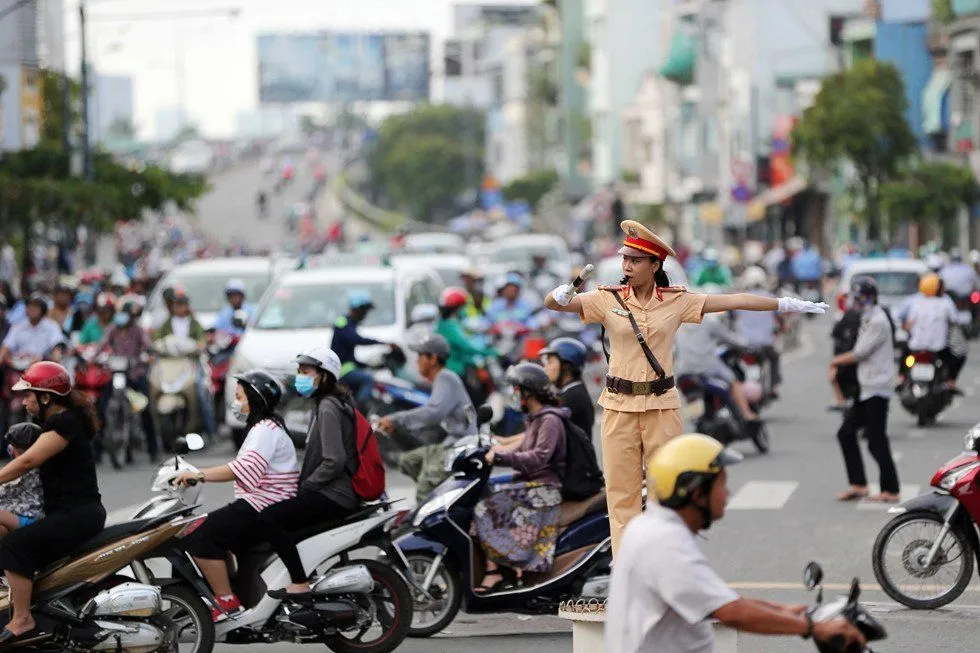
left=257, top=32, right=430, bottom=104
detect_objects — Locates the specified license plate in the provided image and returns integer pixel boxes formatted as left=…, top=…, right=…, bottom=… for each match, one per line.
left=960, top=310, right=972, bottom=324
left=911, top=364, right=935, bottom=382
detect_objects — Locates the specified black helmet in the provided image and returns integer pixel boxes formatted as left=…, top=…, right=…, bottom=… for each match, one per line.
left=162, top=286, right=177, bottom=304
left=540, top=337, right=588, bottom=370
left=233, top=369, right=283, bottom=411
left=850, top=276, right=879, bottom=303
left=505, top=362, right=554, bottom=396
left=5, top=422, right=42, bottom=450
left=27, top=293, right=49, bottom=316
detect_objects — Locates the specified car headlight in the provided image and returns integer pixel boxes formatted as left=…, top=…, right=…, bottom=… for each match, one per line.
left=939, top=462, right=980, bottom=490
left=413, top=487, right=467, bottom=527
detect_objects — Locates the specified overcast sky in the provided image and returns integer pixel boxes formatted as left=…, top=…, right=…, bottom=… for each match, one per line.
left=63, top=0, right=532, bottom=139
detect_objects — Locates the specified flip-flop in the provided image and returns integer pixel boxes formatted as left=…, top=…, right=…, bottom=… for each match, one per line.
left=0, top=627, right=38, bottom=648
left=473, top=574, right=506, bottom=596
left=836, top=489, right=870, bottom=502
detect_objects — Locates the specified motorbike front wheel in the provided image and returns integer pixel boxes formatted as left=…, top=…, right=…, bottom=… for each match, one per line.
left=323, top=559, right=412, bottom=653
left=160, top=584, right=216, bottom=653
left=872, top=511, right=974, bottom=609
left=405, top=553, right=462, bottom=638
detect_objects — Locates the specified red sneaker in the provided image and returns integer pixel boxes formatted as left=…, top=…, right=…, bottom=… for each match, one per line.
left=210, top=594, right=243, bottom=622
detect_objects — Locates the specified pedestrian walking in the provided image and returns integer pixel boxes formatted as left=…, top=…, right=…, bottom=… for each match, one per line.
left=544, top=220, right=828, bottom=554
left=830, top=277, right=901, bottom=503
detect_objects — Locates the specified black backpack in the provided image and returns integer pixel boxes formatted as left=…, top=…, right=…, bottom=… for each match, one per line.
left=558, top=416, right=605, bottom=501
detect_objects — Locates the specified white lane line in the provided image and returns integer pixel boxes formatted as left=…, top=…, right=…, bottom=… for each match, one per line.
left=856, top=484, right=921, bottom=510
left=727, top=481, right=798, bottom=510
left=907, top=428, right=926, bottom=439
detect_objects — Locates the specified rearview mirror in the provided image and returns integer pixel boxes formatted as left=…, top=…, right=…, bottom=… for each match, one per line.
left=477, top=404, right=494, bottom=426
left=174, top=433, right=206, bottom=455
left=847, top=577, right=860, bottom=604
left=803, top=561, right=824, bottom=590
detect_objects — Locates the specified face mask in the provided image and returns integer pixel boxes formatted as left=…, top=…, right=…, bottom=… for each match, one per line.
left=231, top=400, right=247, bottom=422
left=114, top=313, right=131, bottom=328
left=294, top=374, right=316, bottom=398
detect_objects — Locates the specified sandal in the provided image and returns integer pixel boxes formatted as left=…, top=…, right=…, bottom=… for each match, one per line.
left=474, top=572, right=506, bottom=595
left=836, top=488, right=870, bottom=502
left=0, top=627, right=38, bottom=648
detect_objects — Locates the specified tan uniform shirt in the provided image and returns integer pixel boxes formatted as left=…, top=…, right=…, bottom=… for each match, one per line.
left=579, top=286, right=707, bottom=412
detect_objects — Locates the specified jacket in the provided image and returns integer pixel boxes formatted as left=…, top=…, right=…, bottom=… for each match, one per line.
left=330, top=315, right=382, bottom=368
left=154, top=315, right=206, bottom=343
left=495, top=406, right=568, bottom=486
left=435, top=318, right=495, bottom=377
left=300, top=395, right=359, bottom=509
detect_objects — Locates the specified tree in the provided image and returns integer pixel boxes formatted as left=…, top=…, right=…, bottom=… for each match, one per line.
left=367, top=105, right=484, bottom=221
left=880, top=161, right=978, bottom=241
left=106, top=117, right=136, bottom=141
left=502, top=169, right=559, bottom=209
left=791, top=59, right=917, bottom=241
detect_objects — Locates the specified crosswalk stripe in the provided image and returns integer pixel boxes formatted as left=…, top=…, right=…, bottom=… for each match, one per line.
left=727, top=481, right=798, bottom=510
left=856, top=484, right=921, bottom=510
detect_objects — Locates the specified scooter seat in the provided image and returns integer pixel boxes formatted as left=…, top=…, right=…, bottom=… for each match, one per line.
left=66, top=516, right=162, bottom=557
left=558, top=492, right=606, bottom=529
left=242, top=504, right=385, bottom=554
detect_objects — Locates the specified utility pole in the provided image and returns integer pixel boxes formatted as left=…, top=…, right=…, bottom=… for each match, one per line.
left=79, top=0, right=93, bottom=180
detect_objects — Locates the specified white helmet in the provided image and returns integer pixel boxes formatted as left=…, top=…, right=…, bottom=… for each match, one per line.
left=970, top=250, right=980, bottom=265
left=294, top=344, right=341, bottom=380
left=740, top=266, right=768, bottom=289
left=111, top=269, right=130, bottom=288
left=926, top=253, right=944, bottom=271
left=225, top=278, right=247, bottom=295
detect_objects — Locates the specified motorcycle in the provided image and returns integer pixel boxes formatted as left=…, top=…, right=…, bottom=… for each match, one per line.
left=951, top=291, right=980, bottom=340
left=897, top=350, right=953, bottom=427
left=394, top=406, right=611, bottom=638
left=207, top=327, right=242, bottom=427
left=129, top=436, right=415, bottom=653
left=801, top=561, right=887, bottom=652
left=0, top=505, right=207, bottom=651
left=872, top=421, right=980, bottom=609
left=720, top=346, right=775, bottom=411
left=676, top=372, right=770, bottom=453
left=150, top=335, right=204, bottom=452
left=103, top=354, right=149, bottom=470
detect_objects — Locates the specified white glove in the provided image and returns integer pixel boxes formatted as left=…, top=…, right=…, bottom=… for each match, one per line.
left=778, top=296, right=829, bottom=314
left=551, top=283, right=576, bottom=307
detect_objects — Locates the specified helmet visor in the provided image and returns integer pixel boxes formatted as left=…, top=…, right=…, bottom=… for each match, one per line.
left=712, top=447, right=743, bottom=470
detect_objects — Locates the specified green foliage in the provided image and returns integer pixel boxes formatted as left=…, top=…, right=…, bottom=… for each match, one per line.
left=105, top=118, right=135, bottom=141
left=932, top=0, right=954, bottom=23
left=576, top=42, right=591, bottom=70
left=39, top=70, right=79, bottom=149
left=880, top=161, right=978, bottom=229
left=621, top=169, right=640, bottom=184
left=367, top=104, right=484, bottom=221
left=792, top=59, right=917, bottom=239
left=632, top=202, right=664, bottom=227
left=501, top=169, right=559, bottom=208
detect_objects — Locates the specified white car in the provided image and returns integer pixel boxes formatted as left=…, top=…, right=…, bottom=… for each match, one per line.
left=402, top=232, right=466, bottom=255
left=389, top=253, right=471, bottom=287
left=834, top=258, right=926, bottom=319
left=143, top=257, right=295, bottom=331
left=595, top=254, right=689, bottom=288
left=225, top=264, right=444, bottom=439
left=487, top=234, right=572, bottom=279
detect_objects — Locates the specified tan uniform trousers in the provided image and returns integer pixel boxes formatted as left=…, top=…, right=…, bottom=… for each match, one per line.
left=600, top=407, right=684, bottom=556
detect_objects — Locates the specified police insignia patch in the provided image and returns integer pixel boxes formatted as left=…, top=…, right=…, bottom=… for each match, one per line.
left=627, top=227, right=637, bottom=238
left=612, top=308, right=630, bottom=317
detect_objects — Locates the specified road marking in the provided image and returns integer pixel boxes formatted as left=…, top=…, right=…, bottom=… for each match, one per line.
left=727, top=481, right=798, bottom=510
left=907, top=428, right=926, bottom=439
left=856, top=484, right=921, bottom=510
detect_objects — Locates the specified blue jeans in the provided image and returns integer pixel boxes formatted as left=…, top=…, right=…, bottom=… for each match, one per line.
left=341, top=368, right=375, bottom=407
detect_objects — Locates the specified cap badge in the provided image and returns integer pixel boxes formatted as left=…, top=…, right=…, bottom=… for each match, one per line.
left=627, top=227, right=637, bottom=238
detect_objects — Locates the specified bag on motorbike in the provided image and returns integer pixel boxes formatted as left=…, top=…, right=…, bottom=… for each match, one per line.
left=559, top=417, right=604, bottom=501
left=328, top=397, right=386, bottom=501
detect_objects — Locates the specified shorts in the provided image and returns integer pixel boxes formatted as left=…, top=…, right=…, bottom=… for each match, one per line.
left=16, top=514, right=37, bottom=529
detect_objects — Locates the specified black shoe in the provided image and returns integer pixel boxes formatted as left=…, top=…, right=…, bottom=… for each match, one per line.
left=267, top=588, right=313, bottom=602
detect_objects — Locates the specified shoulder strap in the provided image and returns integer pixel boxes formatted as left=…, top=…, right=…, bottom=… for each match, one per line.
left=601, top=287, right=667, bottom=379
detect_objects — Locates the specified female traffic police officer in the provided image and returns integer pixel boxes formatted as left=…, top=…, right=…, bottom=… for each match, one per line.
left=545, top=220, right=827, bottom=554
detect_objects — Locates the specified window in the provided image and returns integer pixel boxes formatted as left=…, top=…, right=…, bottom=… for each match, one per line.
left=405, top=280, right=437, bottom=317
left=254, top=281, right=396, bottom=330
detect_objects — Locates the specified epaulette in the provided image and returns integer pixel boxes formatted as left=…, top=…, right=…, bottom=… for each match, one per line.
left=597, top=284, right=627, bottom=291
left=659, top=285, right=689, bottom=293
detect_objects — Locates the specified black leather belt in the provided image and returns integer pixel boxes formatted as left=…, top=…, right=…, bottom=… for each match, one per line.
left=606, top=375, right=675, bottom=396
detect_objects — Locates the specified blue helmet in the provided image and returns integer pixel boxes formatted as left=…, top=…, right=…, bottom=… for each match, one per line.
left=348, top=290, right=374, bottom=310
left=540, top=337, right=588, bottom=370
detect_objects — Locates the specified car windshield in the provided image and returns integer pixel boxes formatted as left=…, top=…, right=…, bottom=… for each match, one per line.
left=858, top=271, right=921, bottom=296
left=150, top=271, right=271, bottom=314
left=254, top=281, right=396, bottom=330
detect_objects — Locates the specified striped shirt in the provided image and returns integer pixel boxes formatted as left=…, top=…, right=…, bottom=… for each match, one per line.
left=228, top=419, right=299, bottom=511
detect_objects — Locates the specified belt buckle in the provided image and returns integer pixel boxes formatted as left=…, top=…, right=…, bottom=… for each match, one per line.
left=633, top=381, right=651, bottom=394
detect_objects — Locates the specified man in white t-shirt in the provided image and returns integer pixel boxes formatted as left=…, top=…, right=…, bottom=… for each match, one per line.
left=904, top=273, right=961, bottom=389
left=607, top=434, right=864, bottom=653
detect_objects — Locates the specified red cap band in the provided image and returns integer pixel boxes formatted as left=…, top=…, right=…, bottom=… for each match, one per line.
left=623, top=236, right=669, bottom=259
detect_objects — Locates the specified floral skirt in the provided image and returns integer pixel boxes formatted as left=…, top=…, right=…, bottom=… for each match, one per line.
left=470, top=480, right=562, bottom=573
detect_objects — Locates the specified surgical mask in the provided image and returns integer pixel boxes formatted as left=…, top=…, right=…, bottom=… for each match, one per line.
left=113, top=313, right=131, bottom=328
left=294, top=374, right=316, bottom=398
left=230, top=400, right=247, bottom=422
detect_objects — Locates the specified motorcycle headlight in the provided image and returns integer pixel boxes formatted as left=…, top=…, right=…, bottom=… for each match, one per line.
left=413, top=487, right=467, bottom=527
left=939, top=462, right=980, bottom=490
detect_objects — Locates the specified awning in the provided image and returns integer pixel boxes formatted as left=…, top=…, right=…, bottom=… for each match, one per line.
left=922, top=68, right=952, bottom=135
left=660, top=25, right=696, bottom=85
left=754, top=176, right=807, bottom=207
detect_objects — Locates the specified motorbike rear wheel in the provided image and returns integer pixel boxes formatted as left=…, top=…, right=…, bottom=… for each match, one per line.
left=405, top=553, right=462, bottom=638
left=323, top=559, right=412, bottom=653
left=872, top=511, right=974, bottom=609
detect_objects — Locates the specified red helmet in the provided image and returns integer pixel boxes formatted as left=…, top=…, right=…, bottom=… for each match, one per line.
left=13, top=361, right=72, bottom=396
left=439, top=287, right=468, bottom=310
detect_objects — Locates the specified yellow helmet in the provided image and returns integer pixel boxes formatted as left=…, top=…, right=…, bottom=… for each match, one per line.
left=650, top=434, right=743, bottom=508
left=919, top=273, right=941, bottom=297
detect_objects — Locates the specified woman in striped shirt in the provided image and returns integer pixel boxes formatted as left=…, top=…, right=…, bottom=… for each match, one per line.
left=175, top=369, right=298, bottom=620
